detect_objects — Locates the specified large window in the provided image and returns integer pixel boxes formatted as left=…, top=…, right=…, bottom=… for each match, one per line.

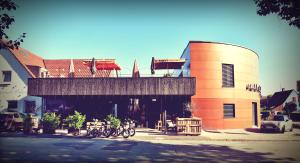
left=224, top=104, right=235, bottom=118
left=7, top=100, right=18, bottom=109
left=2, top=71, right=12, bottom=82
left=222, top=64, right=234, bottom=87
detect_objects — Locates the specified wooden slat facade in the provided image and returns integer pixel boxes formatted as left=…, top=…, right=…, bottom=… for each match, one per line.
left=28, top=77, right=196, bottom=96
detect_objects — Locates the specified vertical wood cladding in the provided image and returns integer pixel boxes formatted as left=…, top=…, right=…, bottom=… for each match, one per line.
left=28, top=77, right=196, bottom=96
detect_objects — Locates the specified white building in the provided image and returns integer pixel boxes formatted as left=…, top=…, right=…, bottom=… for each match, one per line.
left=0, top=47, right=45, bottom=117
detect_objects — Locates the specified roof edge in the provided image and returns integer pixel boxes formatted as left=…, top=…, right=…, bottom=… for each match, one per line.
left=188, top=41, right=259, bottom=58
left=7, top=48, right=36, bottom=78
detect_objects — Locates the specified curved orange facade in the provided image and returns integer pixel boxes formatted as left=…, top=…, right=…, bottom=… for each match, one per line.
left=187, top=41, right=260, bottom=129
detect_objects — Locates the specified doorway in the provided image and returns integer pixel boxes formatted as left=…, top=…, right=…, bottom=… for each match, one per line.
left=252, top=102, right=258, bottom=126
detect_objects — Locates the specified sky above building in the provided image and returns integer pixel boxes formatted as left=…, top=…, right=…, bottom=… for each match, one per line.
left=7, top=0, right=300, bottom=95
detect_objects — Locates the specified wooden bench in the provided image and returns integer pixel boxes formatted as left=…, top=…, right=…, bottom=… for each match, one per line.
left=176, top=117, right=202, bottom=135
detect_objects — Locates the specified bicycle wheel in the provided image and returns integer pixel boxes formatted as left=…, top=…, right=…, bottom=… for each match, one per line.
left=122, top=129, right=130, bottom=138
left=103, top=128, right=111, bottom=138
left=129, top=128, right=135, bottom=136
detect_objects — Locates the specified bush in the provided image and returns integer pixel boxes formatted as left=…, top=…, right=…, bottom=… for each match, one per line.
left=106, top=114, right=120, bottom=128
left=65, top=111, right=86, bottom=130
left=42, top=112, right=61, bottom=134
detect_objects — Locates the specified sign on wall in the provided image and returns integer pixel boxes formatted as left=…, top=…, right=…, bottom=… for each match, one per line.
left=246, top=84, right=261, bottom=93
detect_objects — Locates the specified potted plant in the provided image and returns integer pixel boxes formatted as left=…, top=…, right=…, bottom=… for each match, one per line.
left=106, top=114, right=120, bottom=129
left=42, top=112, right=61, bottom=134
left=23, top=114, right=34, bottom=134
left=65, top=111, right=86, bottom=135
left=183, top=102, right=193, bottom=118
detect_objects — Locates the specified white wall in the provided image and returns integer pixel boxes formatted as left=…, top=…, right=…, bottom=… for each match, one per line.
left=0, top=48, right=42, bottom=117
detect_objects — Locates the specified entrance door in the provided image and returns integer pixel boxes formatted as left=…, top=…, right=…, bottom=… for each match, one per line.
left=252, top=102, right=258, bottom=126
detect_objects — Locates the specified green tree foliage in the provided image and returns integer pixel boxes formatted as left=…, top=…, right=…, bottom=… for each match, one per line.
left=283, top=102, right=297, bottom=116
left=254, top=0, right=300, bottom=29
left=65, top=111, right=86, bottom=130
left=42, top=112, right=61, bottom=130
left=106, top=114, right=121, bottom=128
left=0, top=0, right=26, bottom=49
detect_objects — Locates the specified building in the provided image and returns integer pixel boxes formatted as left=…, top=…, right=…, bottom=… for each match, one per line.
left=176, top=41, right=261, bottom=129
left=0, top=47, right=44, bottom=116
left=0, top=47, right=121, bottom=117
left=13, top=40, right=260, bottom=129
left=297, top=81, right=300, bottom=107
left=267, top=89, right=299, bottom=113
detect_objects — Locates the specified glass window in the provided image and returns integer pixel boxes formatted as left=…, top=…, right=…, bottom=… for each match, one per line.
left=224, top=104, right=235, bottom=118
left=222, top=64, right=234, bottom=87
left=7, top=100, right=18, bottom=109
left=2, top=71, right=12, bottom=82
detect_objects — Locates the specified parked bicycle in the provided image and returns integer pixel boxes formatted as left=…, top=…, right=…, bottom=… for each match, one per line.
left=125, top=118, right=136, bottom=137
left=105, top=120, right=130, bottom=138
left=86, top=119, right=98, bottom=137
left=86, top=117, right=134, bottom=139
left=86, top=119, right=105, bottom=137
left=102, top=119, right=112, bottom=138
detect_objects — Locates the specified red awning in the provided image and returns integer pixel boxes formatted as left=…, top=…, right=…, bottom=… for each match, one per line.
left=83, top=59, right=121, bottom=70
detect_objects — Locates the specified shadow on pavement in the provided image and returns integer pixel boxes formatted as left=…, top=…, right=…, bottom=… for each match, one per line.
left=0, top=131, right=91, bottom=140
left=120, top=141, right=297, bottom=163
left=245, top=128, right=283, bottom=134
left=245, top=128, right=262, bottom=133
left=0, top=136, right=297, bottom=162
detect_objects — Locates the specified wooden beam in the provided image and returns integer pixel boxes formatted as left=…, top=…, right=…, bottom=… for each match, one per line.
left=28, top=77, right=196, bottom=96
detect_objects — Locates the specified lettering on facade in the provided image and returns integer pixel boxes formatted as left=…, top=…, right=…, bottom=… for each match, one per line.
left=246, top=84, right=261, bottom=93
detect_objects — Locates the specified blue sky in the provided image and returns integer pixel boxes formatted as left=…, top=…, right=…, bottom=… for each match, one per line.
left=7, top=0, right=300, bottom=95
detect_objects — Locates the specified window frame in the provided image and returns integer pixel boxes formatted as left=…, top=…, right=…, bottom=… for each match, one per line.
left=222, top=64, right=235, bottom=88
left=2, top=70, right=12, bottom=83
left=7, top=100, right=18, bottom=109
left=223, top=104, right=235, bottom=119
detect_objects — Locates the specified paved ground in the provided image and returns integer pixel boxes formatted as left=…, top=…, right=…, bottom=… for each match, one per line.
left=0, top=128, right=300, bottom=162
left=131, top=128, right=300, bottom=141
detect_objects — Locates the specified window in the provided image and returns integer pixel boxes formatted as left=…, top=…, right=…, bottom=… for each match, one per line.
left=222, top=64, right=234, bottom=87
left=224, top=104, right=235, bottom=118
left=2, top=71, right=12, bottom=82
left=7, top=100, right=18, bottom=109
left=292, top=97, right=296, bottom=102
left=25, top=101, right=36, bottom=113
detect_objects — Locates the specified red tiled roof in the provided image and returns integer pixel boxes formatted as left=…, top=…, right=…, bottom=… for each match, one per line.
left=8, top=48, right=45, bottom=77
left=6, top=46, right=119, bottom=78
left=44, top=59, right=113, bottom=77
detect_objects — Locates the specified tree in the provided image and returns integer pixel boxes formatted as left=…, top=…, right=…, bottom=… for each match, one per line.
left=254, top=0, right=300, bottom=29
left=283, top=102, right=297, bottom=116
left=0, top=0, right=25, bottom=49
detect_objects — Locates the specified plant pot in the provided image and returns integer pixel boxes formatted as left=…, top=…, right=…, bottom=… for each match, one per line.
left=68, top=127, right=80, bottom=135
left=43, top=127, right=55, bottom=134
left=23, top=117, right=36, bottom=134
left=23, top=126, right=33, bottom=134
